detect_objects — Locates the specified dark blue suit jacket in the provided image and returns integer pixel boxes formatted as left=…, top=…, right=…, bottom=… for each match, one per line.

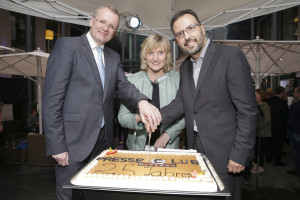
left=289, top=100, right=300, bottom=131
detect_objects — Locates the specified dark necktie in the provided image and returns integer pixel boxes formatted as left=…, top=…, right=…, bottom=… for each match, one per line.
left=148, top=82, right=160, bottom=145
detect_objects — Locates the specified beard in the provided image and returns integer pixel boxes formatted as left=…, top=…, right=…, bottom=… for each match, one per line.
left=183, top=31, right=206, bottom=56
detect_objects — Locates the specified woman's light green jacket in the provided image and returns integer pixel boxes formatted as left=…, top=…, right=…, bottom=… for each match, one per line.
left=118, top=71, right=185, bottom=150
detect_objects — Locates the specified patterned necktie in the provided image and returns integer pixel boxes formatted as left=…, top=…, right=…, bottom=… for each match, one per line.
left=96, top=46, right=105, bottom=89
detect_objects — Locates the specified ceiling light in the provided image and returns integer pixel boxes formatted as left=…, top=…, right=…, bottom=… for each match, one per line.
left=126, top=15, right=141, bottom=29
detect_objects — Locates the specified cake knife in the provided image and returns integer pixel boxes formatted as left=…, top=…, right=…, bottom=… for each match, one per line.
left=146, top=123, right=151, bottom=161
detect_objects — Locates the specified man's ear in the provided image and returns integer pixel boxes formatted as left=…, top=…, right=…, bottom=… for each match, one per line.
left=89, top=17, right=94, bottom=28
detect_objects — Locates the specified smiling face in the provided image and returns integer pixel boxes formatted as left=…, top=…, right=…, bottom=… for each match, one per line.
left=172, top=14, right=207, bottom=60
left=145, top=47, right=167, bottom=74
left=89, top=7, right=119, bottom=46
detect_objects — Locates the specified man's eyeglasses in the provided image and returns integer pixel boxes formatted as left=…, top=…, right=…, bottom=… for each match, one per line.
left=173, top=23, right=201, bottom=40
left=93, top=16, right=116, bottom=31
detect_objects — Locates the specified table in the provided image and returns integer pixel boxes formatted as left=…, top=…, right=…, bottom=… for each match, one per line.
left=66, top=185, right=229, bottom=200
left=66, top=150, right=230, bottom=199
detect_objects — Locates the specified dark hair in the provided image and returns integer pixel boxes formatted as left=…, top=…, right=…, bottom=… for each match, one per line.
left=170, top=9, right=201, bottom=32
left=294, top=87, right=300, bottom=93
left=255, top=89, right=268, bottom=101
left=274, top=86, right=285, bottom=95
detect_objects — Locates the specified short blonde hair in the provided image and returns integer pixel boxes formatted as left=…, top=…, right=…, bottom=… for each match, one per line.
left=93, top=6, right=120, bottom=29
left=140, top=34, right=173, bottom=73
left=93, top=6, right=120, bottom=19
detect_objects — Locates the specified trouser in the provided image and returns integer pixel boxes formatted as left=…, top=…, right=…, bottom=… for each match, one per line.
left=265, top=137, right=273, bottom=163
left=192, top=132, right=242, bottom=200
left=253, top=137, right=266, bottom=167
left=55, top=127, right=107, bottom=200
left=272, top=129, right=286, bottom=164
left=289, top=130, right=300, bottom=174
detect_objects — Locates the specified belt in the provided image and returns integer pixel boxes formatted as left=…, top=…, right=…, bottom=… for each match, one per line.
left=194, top=131, right=198, bottom=135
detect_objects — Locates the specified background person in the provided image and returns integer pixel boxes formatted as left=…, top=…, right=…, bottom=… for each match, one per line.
left=42, top=6, right=161, bottom=200
left=0, top=102, right=3, bottom=136
left=27, top=109, right=39, bottom=133
left=251, top=89, right=271, bottom=174
left=287, top=87, right=300, bottom=177
left=159, top=9, right=257, bottom=200
left=118, top=34, right=185, bottom=150
left=267, top=86, right=289, bottom=166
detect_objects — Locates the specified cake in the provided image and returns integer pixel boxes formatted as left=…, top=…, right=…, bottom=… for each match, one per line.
left=71, top=149, right=219, bottom=193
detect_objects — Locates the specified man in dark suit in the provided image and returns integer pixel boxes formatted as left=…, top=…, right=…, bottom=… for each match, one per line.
left=160, top=9, right=257, bottom=200
left=287, top=87, right=300, bottom=176
left=267, top=86, right=289, bottom=166
left=42, top=6, right=161, bottom=200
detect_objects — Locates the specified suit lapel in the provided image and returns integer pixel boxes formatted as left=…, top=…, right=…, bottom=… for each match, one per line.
left=187, top=60, right=196, bottom=98
left=195, top=42, right=215, bottom=96
left=80, top=35, right=103, bottom=91
left=103, top=47, right=111, bottom=100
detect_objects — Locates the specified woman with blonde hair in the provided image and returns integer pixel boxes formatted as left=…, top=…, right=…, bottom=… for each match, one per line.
left=118, top=34, right=185, bottom=150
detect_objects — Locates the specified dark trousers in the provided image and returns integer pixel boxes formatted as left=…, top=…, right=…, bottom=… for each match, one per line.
left=272, top=129, right=286, bottom=164
left=289, top=130, right=300, bottom=174
left=253, top=137, right=267, bottom=167
left=192, top=132, right=242, bottom=200
left=265, top=137, right=273, bottom=163
left=55, top=127, right=107, bottom=200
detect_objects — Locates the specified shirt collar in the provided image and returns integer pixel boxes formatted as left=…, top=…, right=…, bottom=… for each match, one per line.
left=190, top=39, right=210, bottom=63
left=86, top=32, right=104, bottom=50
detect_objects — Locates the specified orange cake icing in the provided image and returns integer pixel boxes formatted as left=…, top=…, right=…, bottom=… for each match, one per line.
left=71, top=149, right=218, bottom=193
left=89, top=151, right=204, bottom=178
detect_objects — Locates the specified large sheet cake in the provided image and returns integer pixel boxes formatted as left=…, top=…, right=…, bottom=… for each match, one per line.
left=71, top=149, right=224, bottom=194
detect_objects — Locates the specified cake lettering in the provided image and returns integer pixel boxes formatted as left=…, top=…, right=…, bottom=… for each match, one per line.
left=122, top=164, right=136, bottom=175
left=138, top=162, right=176, bottom=167
left=151, top=159, right=165, bottom=164
left=90, top=162, right=196, bottom=178
left=97, top=156, right=199, bottom=165
left=171, top=159, right=199, bottom=165
left=141, top=167, right=192, bottom=178
left=73, top=150, right=218, bottom=192
left=97, top=157, right=144, bottom=163
left=95, top=163, right=116, bottom=174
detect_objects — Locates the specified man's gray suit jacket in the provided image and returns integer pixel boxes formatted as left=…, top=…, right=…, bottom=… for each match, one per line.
left=161, top=42, right=257, bottom=173
left=42, top=35, right=146, bottom=162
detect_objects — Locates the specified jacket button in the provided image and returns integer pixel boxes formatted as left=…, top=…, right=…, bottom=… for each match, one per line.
left=194, top=112, right=198, bottom=115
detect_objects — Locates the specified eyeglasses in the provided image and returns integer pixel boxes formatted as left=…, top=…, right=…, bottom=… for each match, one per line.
left=173, top=23, right=201, bottom=40
left=93, top=16, right=116, bottom=31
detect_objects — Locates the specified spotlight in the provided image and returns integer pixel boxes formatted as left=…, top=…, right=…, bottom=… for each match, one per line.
left=126, top=15, right=141, bottom=29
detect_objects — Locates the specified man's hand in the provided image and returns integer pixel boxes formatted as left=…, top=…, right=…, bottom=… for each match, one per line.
left=154, top=132, right=170, bottom=149
left=138, top=100, right=161, bottom=133
left=52, top=152, right=69, bottom=166
left=227, top=159, right=245, bottom=173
